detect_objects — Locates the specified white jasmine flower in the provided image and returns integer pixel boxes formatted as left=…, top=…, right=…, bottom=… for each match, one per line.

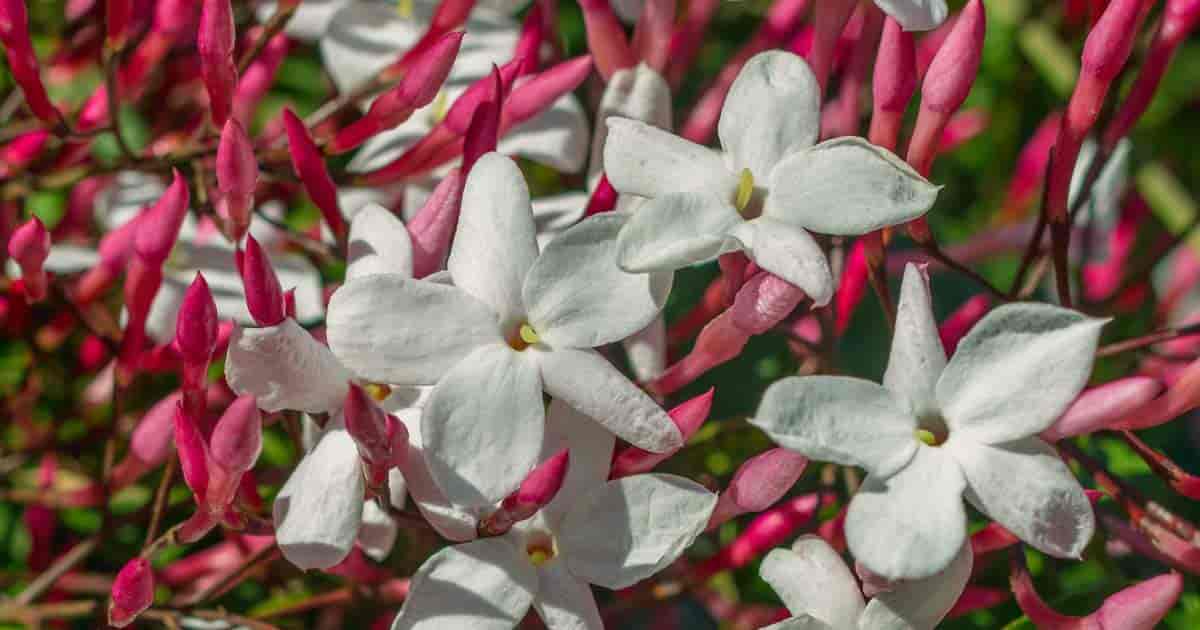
left=752, top=263, right=1104, bottom=580
left=603, top=51, right=938, bottom=306
left=760, top=536, right=971, bottom=630
left=875, top=0, right=948, bottom=31
left=327, top=152, right=681, bottom=509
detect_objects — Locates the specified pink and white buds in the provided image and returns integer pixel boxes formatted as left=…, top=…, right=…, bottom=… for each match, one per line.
left=282, top=108, right=347, bottom=242
left=0, top=0, right=62, bottom=125
left=480, top=449, right=570, bottom=535
left=708, top=448, right=808, bottom=529
left=578, top=0, right=635, bottom=80
left=240, top=234, right=286, bottom=327
left=109, top=557, right=154, bottom=628
left=216, top=119, right=258, bottom=242
left=198, top=0, right=238, bottom=127
left=209, top=395, right=262, bottom=474
left=870, top=18, right=917, bottom=149
left=134, top=170, right=191, bottom=267
left=8, top=217, right=50, bottom=303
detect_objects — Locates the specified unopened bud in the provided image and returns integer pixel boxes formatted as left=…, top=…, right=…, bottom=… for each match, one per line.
left=8, top=217, right=50, bottom=302
left=108, top=557, right=154, bottom=628
left=240, top=234, right=286, bottom=327
left=216, top=119, right=257, bottom=242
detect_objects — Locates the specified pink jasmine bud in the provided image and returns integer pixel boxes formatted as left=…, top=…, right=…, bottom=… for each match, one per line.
left=381, top=0, right=476, bottom=82
left=938, top=108, right=989, bottom=154
left=480, top=449, right=570, bottom=535
left=105, top=0, right=133, bottom=50
left=731, top=273, right=806, bottom=335
left=1081, top=0, right=1142, bottom=83
left=694, top=494, right=821, bottom=581
left=216, top=119, right=257, bottom=242
left=282, top=108, right=347, bottom=242
left=708, top=449, right=808, bottom=529
left=502, top=56, right=594, bottom=129
left=117, top=258, right=163, bottom=381
left=174, top=403, right=211, bottom=501
left=515, top=5, right=546, bottom=72
left=234, top=33, right=289, bottom=126
left=835, top=240, right=869, bottom=335
left=808, top=0, right=856, bottom=92
left=109, top=557, right=154, bottom=627
left=344, top=384, right=392, bottom=465
left=408, top=169, right=466, bottom=278
left=240, top=234, right=286, bottom=327
left=655, top=311, right=749, bottom=396
left=75, top=213, right=144, bottom=303
left=0, top=0, right=61, bottom=125
left=463, top=70, right=503, bottom=172
left=198, top=0, right=238, bottom=126
left=134, top=170, right=191, bottom=267
left=584, top=175, right=618, bottom=216
left=1000, top=112, right=1061, bottom=221
left=442, top=57, right=524, bottom=135
left=0, top=130, right=50, bottom=178
left=1111, top=356, right=1200, bottom=431
left=8, top=217, right=50, bottom=302
left=611, top=388, right=714, bottom=478
left=175, top=274, right=219, bottom=368
left=938, top=294, right=991, bottom=354
left=632, top=0, right=675, bottom=72
left=1042, top=377, right=1163, bottom=441
left=869, top=18, right=917, bottom=149
left=111, top=391, right=182, bottom=487
left=578, top=0, right=635, bottom=80
left=209, top=395, right=262, bottom=474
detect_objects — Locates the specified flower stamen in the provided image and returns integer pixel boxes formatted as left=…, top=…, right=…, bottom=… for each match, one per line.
left=734, top=168, right=755, bottom=214
left=364, top=383, right=392, bottom=402
left=508, top=323, right=541, bottom=351
left=396, top=0, right=414, bottom=18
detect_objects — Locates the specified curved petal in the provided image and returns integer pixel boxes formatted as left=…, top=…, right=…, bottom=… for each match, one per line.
left=763, top=616, right=834, bottom=630
left=500, top=94, right=590, bottom=173
left=225, top=319, right=352, bottom=414
left=883, top=263, right=947, bottom=420
left=602, top=118, right=736, bottom=200
left=767, top=138, right=938, bottom=236
left=541, top=399, right=617, bottom=526
left=391, top=538, right=536, bottom=630
left=845, top=446, right=966, bottom=581
left=751, top=376, right=919, bottom=479
left=615, top=192, right=744, bottom=273
left=727, top=218, right=833, bottom=306
left=719, top=50, right=820, bottom=180
left=525, top=214, right=672, bottom=348
left=760, top=536, right=864, bottom=627
left=450, top=152, right=540, bottom=326
left=936, top=303, right=1106, bottom=444
left=347, top=203, right=414, bottom=280
left=590, top=63, right=673, bottom=182
left=423, top=344, right=545, bottom=508
left=532, top=559, right=603, bottom=630
left=558, top=474, right=717, bottom=589
left=536, top=347, right=682, bottom=453
left=858, top=539, right=972, bottom=630
left=532, top=192, right=588, bottom=251
left=622, top=315, right=666, bottom=383
left=945, top=436, right=1094, bottom=560
left=327, top=275, right=501, bottom=384
left=874, top=0, right=949, bottom=31
left=358, top=499, right=398, bottom=562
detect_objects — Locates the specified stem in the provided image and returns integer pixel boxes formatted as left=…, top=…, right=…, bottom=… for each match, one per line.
left=238, top=4, right=297, bottom=74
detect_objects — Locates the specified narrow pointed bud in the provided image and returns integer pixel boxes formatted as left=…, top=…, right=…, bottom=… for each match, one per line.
left=210, top=395, right=262, bottom=474
left=109, top=557, right=154, bottom=628
left=462, top=83, right=501, bottom=173
left=174, top=403, right=211, bottom=501
left=502, top=56, right=594, bottom=128
left=0, top=131, right=51, bottom=178
left=175, top=274, right=219, bottom=367
left=408, top=169, right=465, bottom=278
left=655, top=311, right=750, bottom=396
left=694, top=494, right=822, bottom=581
left=938, top=294, right=991, bottom=354
left=105, top=0, right=133, bottom=51
left=8, top=217, right=50, bottom=303
left=515, top=4, right=546, bottom=72
left=234, top=32, right=289, bottom=126
left=481, top=449, right=570, bottom=535
left=585, top=175, right=618, bottom=216
left=1094, top=573, right=1183, bottom=628
left=0, top=0, right=61, bottom=125
left=344, top=384, right=392, bottom=465
left=611, top=389, right=714, bottom=477
left=870, top=18, right=917, bottom=149
left=198, top=0, right=238, bottom=126
left=216, top=119, right=257, bottom=242
left=808, top=0, right=856, bottom=92
left=578, top=0, right=635, bottom=80
left=282, top=108, right=346, bottom=241
left=835, top=240, right=870, bottom=335
left=134, top=170, right=191, bottom=267
left=708, top=449, right=808, bottom=529
left=1042, top=377, right=1163, bottom=441
left=240, top=234, right=286, bottom=327
left=442, top=57, right=525, bottom=134
left=632, top=0, right=675, bottom=72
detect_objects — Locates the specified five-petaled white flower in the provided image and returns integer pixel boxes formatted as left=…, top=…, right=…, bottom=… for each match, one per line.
left=752, top=263, right=1104, bottom=580
left=327, top=152, right=681, bottom=510
left=760, top=535, right=971, bottom=630
left=603, top=50, right=938, bottom=307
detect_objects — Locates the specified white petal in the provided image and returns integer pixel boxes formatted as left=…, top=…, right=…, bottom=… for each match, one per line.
left=532, top=559, right=603, bottom=630
left=42, top=244, right=100, bottom=273
left=347, top=115, right=436, bottom=174
left=621, top=315, right=666, bottom=383
left=532, top=192, right=588, bottom=251
left=859, top=539, right=973, bottom=630
left=763, top=616, right=834, bottom=630
left=347, top=203, right=414, bottom=280
left=751, top=376, right=919, bottom=478
left=450, top=152, right=540, bottom=326
left=874, top=0, right=949, bottom=31
left=615, top=192, right=744, bottom=273
left=392, top=401, right=482, bottom=542
left=423, top=344, right=545, bottom=508
left=327, top=275, right=501, bottom=384
left=727, top=218, right=833, bottom=306
left=536, top=347, right=682, bottom=453
left=358, top=499, right=398, bottom=562
left=602, top=118, right=736, bottom=200
left=589, top=64, right=673, bottom=184
left=936, top=303, right=1106, bottom=444
left=760, top=536, right=864, bottom=627
left=225, top=319, right=352, bottom=414
left=525, top=213, right=672, bottom=348
left=719, top=51, right=819, bottom=180
left=389, top=468, right=408, bottom=510
left=845, top=446, right=967, bottom=580
left=945, top=436, right=1094, bottom=560
left=142, top=272, right=188, bottom=343
left=768, top=137, right=938, bottom=236
left=500, top=94, right=590, bottom=174
left=257, top=0, right=350, bottom=41
left=883, top=263, right=947, bottom=420
left=391, top=538, right=536, bottom=630
left=558, top=474, right=717, bottom=589
left=321, top=2, right=440, bottom=95
left=541, top=399, right=616, bottom=526
left=274, top=417, right=364, bottom=570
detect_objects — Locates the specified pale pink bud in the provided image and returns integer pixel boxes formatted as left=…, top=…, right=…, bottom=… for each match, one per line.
left=731, top=272, right=806, bottom=335
left=216, top=119, right=257, bottom=241
left=174, top=403, right=211, bottom=500
left=209, top=395, right=262, bottom=474
left=578, top=0, right=635, bottom=79
left=807, top=0, right=856, bottom=91
left=234, top=33, right=289, bottom=126
left=870, top=18, right=917, bottom=149
left=344, top=384, right=392, bottom=465
left=240, top=234, right=285, bottom=327
left=109, top=557, right=154, bottom=627
left=611, top=388, right=714, bottom=478
left=694, top=494, right=821, bottom=581
left=134, top=170, right=191, bottom=267
left=8, top=217, right=50, bottom=302
left=111, top=391, right=182, bottom=487
left=708, top=448, right=808, bottom=529
left=481, top=449, right=570, bottom=535
left=0, top=130, right=50, bottom=178
left=834, top=240, right=869, bottom=335
left=0, top=0, right=61, bottom=124
left=939, top=294, right=991, bottom=354
left=502, top=56, right=594, bottom=129
left=282, top=108, right=347, bottom=241
left=632, top=0, right=675, bottom=72
left=1042, top=377, right=1163, bottom=441
left=655, top=311, right=749, bottom=395
left=198, top=0, right=238, bottom=126
left=408, top=169, right=466, bottom=279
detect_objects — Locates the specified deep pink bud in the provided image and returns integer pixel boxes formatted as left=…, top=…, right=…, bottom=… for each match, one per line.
left=1081, top=0, right=1141, bottom=82
left=708, top=448, right=808, bottom=529
left=1042, top=377, right=1163, bottom=441
left=442, top=57, right=524, bottom=135
left=174, top=403, right=211, bottom=500
left=1001, top=112, right=1061, bottom=220
left=939, top=108, right=989, bottom=154
left=175, top=274, right=219, bottom=367
left=240, top=234, right=286, bottom=327
left=655, top=311, right=749, bottom=396
left=216, top=119, right=258, bottom=241
left=834, top=240, right=869, bottom=335
left=134, top=170, right=191, bottom=267
left=869, top=19, right=917, bottom=149
left=480, top=449, right=570, bottom=535
left=408, top=169, right=465, bottom=278
left=938, top=294, right=991, bottom=354
left=209, top=395, right=262, bottom=473
left=234, top=33, right=289, bottom=126
left=462, top=69, right=503, bottom=172
left=502, top=56, right=594, bottom=128
left=694, top=494, right=821, bottom=581
left=0, top=0, right=61, bottom=124
left=578, top=0, right=635, bottom=79
left=611, top=388, right=714, bottom=477
left=111, top=391, right=182, bottom=487
left=198, top=0, right=238, bottom=126
left=584, top=175, right=618, bottom=216
left=344, top=384, right=392, bottom=464
left=515, top=5, right=546, bottom=72
left=105, top=0, right=133, bottom=49
left=109, top=557, right=154, bottom=627
left=0, top=130, right=50, bottom=178
left=921, top=0, right=985, bottom=114
left=632, top=0, right=675, bottom=72
left=282, top=108, right=347, bottom=241
left=8, top=217, right=50, bottom=302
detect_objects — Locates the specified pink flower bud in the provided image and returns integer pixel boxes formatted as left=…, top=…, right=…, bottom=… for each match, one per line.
left=344, top=384, right=392, bottom=464
left=1042, top=377, right=1163, bottom=441
left=234, top=33, right=289, bottom=126
left=463, top=70, right=503, bottom=173
left=175, top=273, right=219, bottom=368
left=502, top=56, right=594, bottom=129
left=938, top=108, right=989, bottom=154
left=807, top=0, right=856, bottom=92
left=939, top=294, right=991, bottom=354
left=480, top=449, right=570, bottom=535
left=111, top=391, right=183, bottom=487
left=198, top=0, right=238, bottom=126
left=584, top=174, right=618, bottom=216
left=109, top=557, right=154, bottom=627
left=515, top=4, right=546, bottom=72
left=1081, top=0, right=1142, bottom=83
left=105, top=0, right=133, bottom=50
left=442, top=57, right=524, bottom=135
left=611, top=388, right=714, bottom=477
left=655, top=311, right=749, bottom=396
left=578, top=0, right=635, bottom=79
left=408, top=169, right=465, bottom=279
left=731, top=272, right=806, bottom=335
left=117, top=258, right=163, bottom=382
left=282, top=108, right=347, bottom=241
left=216, top=119, right=257, bottom=241
left=1000, top=112, right=1061, bottom=221
left=632, top=0, right=675, bottom=72
left=240, top=234, right=286, bottom=327
left=0, top=130, right=50, bottom=178
left=708, top=448, right=808, bottom=529
left=174, top=403, right=211, bottom=501
left=694, top=494, right=821, bottom=581
left=209, top=395, right=262, bottom=474
left=869, top=18, right=917, bottom=149
left=8, top=217, right=50, bottom=302
left=134, top=170, right=191, bottom=267
left=0, top=0, right=61, bottom=124
left=834, top=239, right=869, bottom=335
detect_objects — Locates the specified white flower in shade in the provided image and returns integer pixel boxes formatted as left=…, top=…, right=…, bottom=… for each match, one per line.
left=752, top=263, right=1105, bottom=581
left=391, top=400, right=716, bottom=630
left=327, top=152, right=681, bottom=510
left=603, top=50, right=938, bottom=306
left=875, top=0, right=948, bottom=31
left=760, top=536, right=971, bottom=630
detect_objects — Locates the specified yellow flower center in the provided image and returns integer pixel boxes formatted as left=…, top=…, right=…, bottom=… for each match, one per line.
left=364, top=383, right=392, bottom=402
left=396, top=0, right=414, bottom=18
left=916, top=428, right=947, bottom=446
left=528, top=546, right=554, bottom=566
left=734, top=168, right=755, bottom=214
left=508, top=323, right=541, bottom=351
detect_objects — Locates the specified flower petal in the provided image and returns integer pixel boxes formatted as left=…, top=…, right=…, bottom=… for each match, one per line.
left=945, top=436, right=1094, bottom=560
left=622, top=315, right=666, bottom=383
left=346, top=203, right=414, bottom=280
left=727, top=218, right=833, bottom=306
left=541, top=399, right=616, bottom=526
left=532, top=192, right=588, bottom=251
left=532, top=559, right=603, bottom=630
left=858, top=539, right=972, bottom=630
left=615, top=192, right=743, bottom=273
left=719, top=50, right=820, bottom=181
left=845, top=446, right=967, bottom=580
left=883, top=263, right=947, bottom=420
left=589, top=63, right=674, bottom=184
left=751, top=376, right=919, bottom=478
left=762, top=616, right=834, bottom=630
left=603, top=118, right=735, bottom=200
left=225, top=319, right=352, bottom=414
left=759, top=536, right=864, bottom=627
left=874, top=0, right=949, bottom=31
left=358, top=499, right=398, bottom=562
left=392, top=538, right=536, bottom=630
left=558, top=474, right=717, bottom=589
left=257, top=0, right=350, bottom=42
left=768, top=137, right=938, bottom=236
left=525, top=214, right=672, bottom=348
left=450, top=152, right=540, bottom=326
left=327, top=274, right=501, bottom=384
left=936, top=303, right=1106, bottom=444
left=536, top=347, right=682, bottom=453
left=423, top=344, right=545, bottom=508
left=500, top=94, right=590, bottom=173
